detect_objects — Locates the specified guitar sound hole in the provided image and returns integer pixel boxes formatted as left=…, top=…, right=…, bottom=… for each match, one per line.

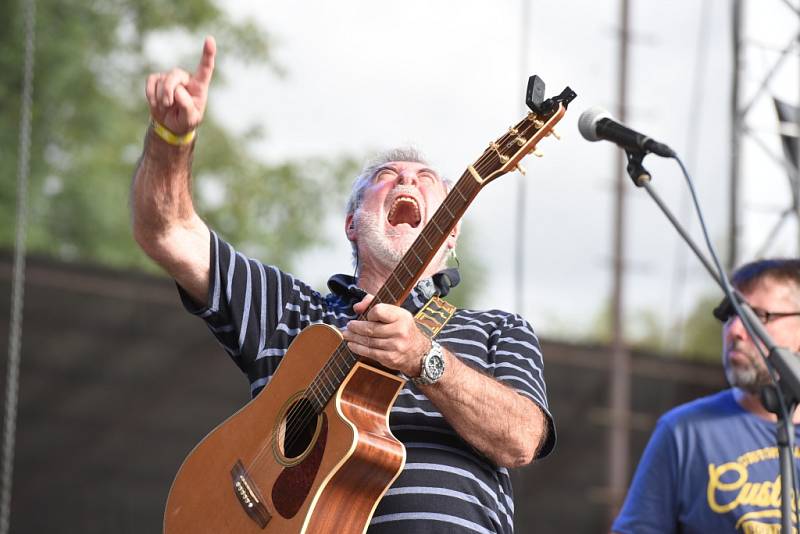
left=281, top=398, right=319, bottom=460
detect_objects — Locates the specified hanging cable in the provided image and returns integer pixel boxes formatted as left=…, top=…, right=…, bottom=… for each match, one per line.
left=1, top=0, right=37, bottom=532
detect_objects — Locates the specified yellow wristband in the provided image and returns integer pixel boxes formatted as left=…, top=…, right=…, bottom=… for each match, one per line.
left=150, top=118, right=196, bottom=146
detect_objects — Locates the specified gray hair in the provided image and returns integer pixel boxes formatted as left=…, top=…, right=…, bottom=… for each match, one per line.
left=346, top=147, right=455, bottom=266
left=347, top=148, right=431, bottom=216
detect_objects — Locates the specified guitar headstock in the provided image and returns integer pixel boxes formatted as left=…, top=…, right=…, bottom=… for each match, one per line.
left=470, top=82, right=576, bottom=185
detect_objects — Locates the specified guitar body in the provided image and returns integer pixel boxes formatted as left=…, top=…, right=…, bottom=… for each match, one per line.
left=164, top=324, right=406, bottom=534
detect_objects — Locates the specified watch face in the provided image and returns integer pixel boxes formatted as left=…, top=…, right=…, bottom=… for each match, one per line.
left=425, top=352, right=445, bottom=380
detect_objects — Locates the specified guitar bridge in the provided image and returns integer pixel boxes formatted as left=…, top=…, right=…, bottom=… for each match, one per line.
left=231, top=460, right=271, bottom=528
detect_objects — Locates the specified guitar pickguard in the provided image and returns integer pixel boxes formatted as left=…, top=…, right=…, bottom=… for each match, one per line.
left=272, top=415, right=328, bottom=519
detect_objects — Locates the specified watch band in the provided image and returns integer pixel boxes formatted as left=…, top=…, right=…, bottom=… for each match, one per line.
left=409, top=295, right=455, bottom=386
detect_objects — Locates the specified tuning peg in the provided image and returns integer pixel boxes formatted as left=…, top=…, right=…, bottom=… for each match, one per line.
left=549, top=129, right=561, bottom=140
left=533, top=149, right=544, bottom=158
left=516, top=163, right=527, bottom=176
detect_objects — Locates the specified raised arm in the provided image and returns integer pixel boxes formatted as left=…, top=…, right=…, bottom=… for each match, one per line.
left=131, top=36, right=217, bottom=304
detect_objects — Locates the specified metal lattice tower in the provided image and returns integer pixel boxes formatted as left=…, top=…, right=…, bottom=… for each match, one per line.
left=729, top=0, right=800, bottom=268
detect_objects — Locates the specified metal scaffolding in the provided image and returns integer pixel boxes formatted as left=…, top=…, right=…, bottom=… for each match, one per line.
left=729, top=0, right=800, bottom=268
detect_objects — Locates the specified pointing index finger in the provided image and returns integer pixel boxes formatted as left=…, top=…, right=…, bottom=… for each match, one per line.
left=194, top=35, right=216, bottom=85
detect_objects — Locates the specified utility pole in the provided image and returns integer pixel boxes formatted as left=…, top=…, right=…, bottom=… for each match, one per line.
left=514, top=0, right=531, bottom=316
left=608, top=0, right=631, bottom=522
left=796, top=13, right=800, bottom=256
left=729, top=0, right=743, bottom=270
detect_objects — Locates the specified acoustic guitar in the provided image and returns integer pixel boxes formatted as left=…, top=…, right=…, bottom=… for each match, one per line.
left=163, top=78, right=576, bottom=534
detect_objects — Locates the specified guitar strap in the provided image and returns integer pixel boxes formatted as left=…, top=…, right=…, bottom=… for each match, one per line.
left=414, top=296, right=457, bottom=338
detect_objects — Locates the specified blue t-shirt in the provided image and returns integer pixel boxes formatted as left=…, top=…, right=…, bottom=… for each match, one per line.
left=613, top=389, right=800, bottom=534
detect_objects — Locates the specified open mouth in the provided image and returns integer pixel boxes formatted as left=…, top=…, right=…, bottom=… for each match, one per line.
left=387, top=196, right=422, bottom=228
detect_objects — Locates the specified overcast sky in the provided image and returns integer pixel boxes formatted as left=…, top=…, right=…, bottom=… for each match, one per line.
left=177, top=0, right=799, bottom=346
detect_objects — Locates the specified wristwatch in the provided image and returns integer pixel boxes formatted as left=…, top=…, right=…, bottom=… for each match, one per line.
left=411, top=340, right=445, bottom=386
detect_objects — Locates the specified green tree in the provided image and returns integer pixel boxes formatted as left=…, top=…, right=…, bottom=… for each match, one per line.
left=1, top=0, right=489, bottom=307
left=1, top=0, right=355, bottom=272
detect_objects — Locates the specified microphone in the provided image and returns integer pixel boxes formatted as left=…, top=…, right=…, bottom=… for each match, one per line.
left=578, top=107, right=675, bottom=158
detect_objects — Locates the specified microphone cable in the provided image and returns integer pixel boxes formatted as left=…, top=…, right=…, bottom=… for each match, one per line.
left=671, top=154, right=800, bottom=529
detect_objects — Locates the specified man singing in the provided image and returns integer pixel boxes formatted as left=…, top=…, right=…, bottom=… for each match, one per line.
left=132, top=36, right=554, bottom=533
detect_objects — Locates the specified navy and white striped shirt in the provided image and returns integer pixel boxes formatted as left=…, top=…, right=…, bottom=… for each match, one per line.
left=180, top=231, right=555, bottom=533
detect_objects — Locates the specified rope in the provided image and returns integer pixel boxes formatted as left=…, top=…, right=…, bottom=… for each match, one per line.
left=1, top=0, right=37, bottom=532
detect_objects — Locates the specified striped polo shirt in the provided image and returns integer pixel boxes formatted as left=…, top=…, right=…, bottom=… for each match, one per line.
left=180, top=231, right=555, bottom=533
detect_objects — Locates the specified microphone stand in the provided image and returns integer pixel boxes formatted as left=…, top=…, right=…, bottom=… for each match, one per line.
left=624, top=147, right=800, bottom=532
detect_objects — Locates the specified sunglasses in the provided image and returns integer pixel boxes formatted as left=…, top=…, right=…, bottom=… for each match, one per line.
left=713, top=296, right=800, bottom=325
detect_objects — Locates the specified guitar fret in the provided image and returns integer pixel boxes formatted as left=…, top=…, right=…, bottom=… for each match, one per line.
left=334, top=356, right=348, bottom=381
left=420, top=232, right=434, bottom=250
left=318, top=387, right=332, bottom=406
left=313, top=358, right=339, bottom=409
left=327, top=359, right=343, bottom=386
left=386, top=275, right=402, bottom=302
left=313, top=375, right=329, bottom=402
left=409, top=243, right=424, bottom=266
left=343, top=346, right=357, bottom=367
left=411, top=248, right=424, bottom=266
left=331, top=350, right=347, bottom=377
left=389, top=269, right=403, bottom=289
left=325, top=362, right=339, bottom=390
left=313, top=389, right=325, bottom=411
left=307, top=385, right=323, bottom=412
left=321, top=360, right=334, bottom=380
left=400, top=260, right=415, bottom=279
